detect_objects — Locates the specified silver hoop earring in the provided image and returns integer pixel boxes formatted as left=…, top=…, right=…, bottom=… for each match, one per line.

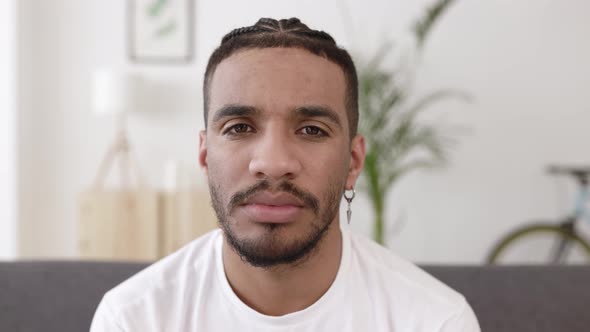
left=343, top=188, right=355, bottom=224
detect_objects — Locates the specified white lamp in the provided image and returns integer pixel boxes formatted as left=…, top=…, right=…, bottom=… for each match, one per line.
left=91, top=69, right=145, bottom=188
left=92, top=69, right=142, bottom=116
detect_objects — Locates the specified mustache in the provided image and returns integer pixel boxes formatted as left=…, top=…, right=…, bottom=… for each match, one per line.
left=229, top=180, right=320, bottom=215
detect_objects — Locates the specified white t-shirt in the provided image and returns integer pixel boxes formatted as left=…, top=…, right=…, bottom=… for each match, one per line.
left=91, top=228, right=481, bottom=331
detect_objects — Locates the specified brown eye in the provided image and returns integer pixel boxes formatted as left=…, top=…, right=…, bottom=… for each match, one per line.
left=223, top=123, right=254, bottom=136
left=300, top=126, right=327, bottom=137
left=232, top=124, right=250, bottom=133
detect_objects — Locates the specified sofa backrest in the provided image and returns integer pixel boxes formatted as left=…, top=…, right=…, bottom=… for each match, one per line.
left=426, top=265, right=590, bottom=332
left=1, top=262, right=589, bottom=331
left=0, top=261, right=148, bottom=332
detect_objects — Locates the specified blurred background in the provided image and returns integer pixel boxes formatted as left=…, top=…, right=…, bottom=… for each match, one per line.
left=1, top=0, right=589, bottom=264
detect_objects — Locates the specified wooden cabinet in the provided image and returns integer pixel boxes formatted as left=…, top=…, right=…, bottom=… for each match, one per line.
left=78, top=189, right=218, bottom=261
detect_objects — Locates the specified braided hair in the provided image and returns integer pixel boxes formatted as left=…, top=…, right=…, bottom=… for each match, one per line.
left=203, top=17, right=359, bottom=138
left=221, top=18, right=336, bottom=44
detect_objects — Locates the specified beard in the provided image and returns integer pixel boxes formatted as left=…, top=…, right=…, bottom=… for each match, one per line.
left=209, top=178, right=343, bottom=268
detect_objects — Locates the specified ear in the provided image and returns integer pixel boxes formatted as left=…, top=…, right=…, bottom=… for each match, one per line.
left=345, top=134, right=366, bottom=190
left=198, top=130, right=208, bottom=176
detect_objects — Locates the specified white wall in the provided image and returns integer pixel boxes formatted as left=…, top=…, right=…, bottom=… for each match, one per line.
left=0, top=0, right=17, bottom=260
left=16, top=0, right=590, bottom=263
left=392, top=0, right=590, bottom=262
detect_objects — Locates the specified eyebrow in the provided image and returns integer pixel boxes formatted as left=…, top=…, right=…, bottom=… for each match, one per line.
left=211, top=103, right=343, bottom=129
left=212, top=104, right=259, bottom=124
left=294, top=105, right=343, bottom=129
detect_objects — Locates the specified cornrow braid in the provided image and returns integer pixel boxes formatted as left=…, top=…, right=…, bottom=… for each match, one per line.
left=221, top=26, right=264, bottom=44
left=203, top=17, right=359, bottom=138
left=276, top=17, right=307, bottom=32
left=257, top=17, right=280, bottom=27
left=297, top=30, right=335, bottom=43
left=222, top=18, right=336, bottom=45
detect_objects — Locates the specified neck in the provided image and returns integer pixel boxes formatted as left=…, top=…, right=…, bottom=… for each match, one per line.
left=221, top=221, right=343, bottom=316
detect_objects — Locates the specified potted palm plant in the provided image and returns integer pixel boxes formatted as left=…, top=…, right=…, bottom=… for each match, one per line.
left=357, top=0, right=470, bottom=245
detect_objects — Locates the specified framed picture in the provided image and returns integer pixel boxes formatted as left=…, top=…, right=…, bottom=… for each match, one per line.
left=127, top=0, right=194, bottom=63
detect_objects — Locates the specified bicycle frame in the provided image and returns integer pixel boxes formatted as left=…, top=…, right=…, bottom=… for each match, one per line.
left=487, top=166, right=590, bottom=264
left=574, top=186, right=590, bottom=223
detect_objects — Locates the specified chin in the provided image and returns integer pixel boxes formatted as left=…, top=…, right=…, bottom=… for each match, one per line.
left=229, top=218, right=332, bottom=267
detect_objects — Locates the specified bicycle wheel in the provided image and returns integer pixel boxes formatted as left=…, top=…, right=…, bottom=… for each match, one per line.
left=487, top=221, right=590, bottom=264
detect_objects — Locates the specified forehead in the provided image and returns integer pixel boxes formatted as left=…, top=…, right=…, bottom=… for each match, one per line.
left=208, top=47, right=347, bottom=120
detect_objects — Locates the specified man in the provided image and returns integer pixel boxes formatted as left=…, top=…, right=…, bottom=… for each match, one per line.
left=91, top=17, right=480, bottom=331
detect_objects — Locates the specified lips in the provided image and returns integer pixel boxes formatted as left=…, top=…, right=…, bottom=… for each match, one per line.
left=238, top=192, right=305, bottom=223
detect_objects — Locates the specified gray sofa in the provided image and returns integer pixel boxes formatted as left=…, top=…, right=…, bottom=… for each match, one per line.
left=1, top=262, right=589, bottom=331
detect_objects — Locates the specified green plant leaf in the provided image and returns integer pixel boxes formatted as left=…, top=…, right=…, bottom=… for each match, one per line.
left=405, top=90, right=472, bottom=117
left=413, top=0, right=457, bottom=49
left=356, top=0, right=468, bottom=246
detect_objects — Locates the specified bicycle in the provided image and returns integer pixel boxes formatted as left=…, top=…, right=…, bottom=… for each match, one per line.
left=486, top=165, right=590, bottom=264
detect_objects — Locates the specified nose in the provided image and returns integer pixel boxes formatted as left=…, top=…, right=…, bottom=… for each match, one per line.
left=249, top=128, right=302, bottom=181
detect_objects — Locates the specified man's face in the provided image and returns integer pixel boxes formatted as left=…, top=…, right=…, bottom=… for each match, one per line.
left=199, top=47, right=364, bottom=268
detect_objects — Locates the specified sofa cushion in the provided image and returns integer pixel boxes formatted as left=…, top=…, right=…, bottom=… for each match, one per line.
left=1, top=262, right=590, bottom=332
left=0, top=261, right=148, bottom=332
left=424, top=265, right=590, bottom=332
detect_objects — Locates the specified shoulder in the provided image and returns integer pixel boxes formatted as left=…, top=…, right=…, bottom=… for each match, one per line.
left=347, top=230, right=474, bottom=321
left=96, top=229, right=222, bottom=319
